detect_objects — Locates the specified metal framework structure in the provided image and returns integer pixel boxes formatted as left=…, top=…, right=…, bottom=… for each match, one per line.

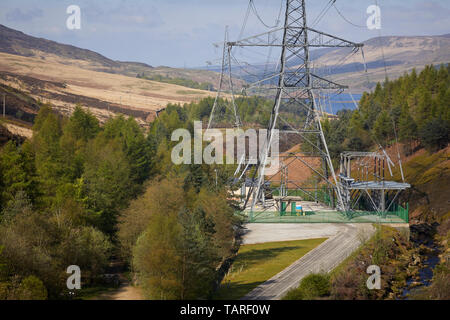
left=208, top=28, right=242, bottom=130
left=339, top=151, right=410, bottom=213
left=244, top=0, right=361, bottom=211
left=208, top=0, right=409, bottom=216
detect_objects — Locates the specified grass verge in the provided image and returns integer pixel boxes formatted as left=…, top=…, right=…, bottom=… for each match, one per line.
left=213, top=238, right=326, bottom=300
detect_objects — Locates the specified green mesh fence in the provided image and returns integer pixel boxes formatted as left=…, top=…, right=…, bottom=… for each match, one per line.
left=272, top=188, right=333, bottom=207
left=242, top=204, right=409, bottom=224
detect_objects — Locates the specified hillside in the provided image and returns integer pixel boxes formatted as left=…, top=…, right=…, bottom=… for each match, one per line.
left=0, top=24, right=222, bottom=88
left=0, top=51, right=219, bottom=126
left=0, top=122, right=25, bottom=146
left=390, top=145, right=450, bottom=224
left=310, top=34, right=450, bottom=91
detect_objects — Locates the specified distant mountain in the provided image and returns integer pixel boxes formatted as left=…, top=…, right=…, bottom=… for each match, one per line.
left=206, top=33, right=450, bottom=91
left=203, top=34, right=450, bottom=91
left=303, top=34, right=450, bottom=90
left=0, top=24, right=121, bottom=69
left=311, top=34, right=450, bottom=67
left=0, top=24, right=224, bottom=127
left=0, top=24, right=221, bottom=87
left=2, top=23, right=449, bottom=93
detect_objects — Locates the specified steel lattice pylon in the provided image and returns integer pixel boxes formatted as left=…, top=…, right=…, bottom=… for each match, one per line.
left=209, top=0, right=364, bottom=212
left=208, top=27, right=242, bottom=130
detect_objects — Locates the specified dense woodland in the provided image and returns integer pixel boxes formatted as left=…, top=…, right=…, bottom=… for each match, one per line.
left=323, top=64, right=450, bottom=158
left=0, top=64, right=448, bottom=300
left=0, top=104, right=239, bottom=299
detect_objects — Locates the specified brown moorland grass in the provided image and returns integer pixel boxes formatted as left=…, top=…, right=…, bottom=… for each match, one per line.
left=0, top=52, right=218, bottom=116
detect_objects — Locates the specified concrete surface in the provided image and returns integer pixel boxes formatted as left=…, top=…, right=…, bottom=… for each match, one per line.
left=242, top=223, right=348, bottom=245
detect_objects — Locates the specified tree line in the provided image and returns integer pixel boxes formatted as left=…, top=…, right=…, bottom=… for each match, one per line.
left=137, top=73, right=215, bottom=91
left=323, top=64, right=450, bottom=159
left=0, top=103, right=239, bottom=299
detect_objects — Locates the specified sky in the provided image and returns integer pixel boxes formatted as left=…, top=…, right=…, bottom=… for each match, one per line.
left=0, top=0, right=449, bottom=68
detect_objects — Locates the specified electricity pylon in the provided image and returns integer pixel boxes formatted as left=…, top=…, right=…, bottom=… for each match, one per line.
left=210, top=0, right=364, bottom=212
left=208, top=27, right=242, bottom=130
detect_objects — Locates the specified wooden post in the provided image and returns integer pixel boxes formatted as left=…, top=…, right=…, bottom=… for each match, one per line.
left=2, top=94, right=5, bottom=118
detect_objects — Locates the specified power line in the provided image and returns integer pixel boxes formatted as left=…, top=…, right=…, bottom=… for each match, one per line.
left=238, top=1, right=252, bottom=41
left=311, top=0, right=335, bottom=28
left=249, top=0, right=284, bottom=29
left=333, top=3, right=366, bottom=28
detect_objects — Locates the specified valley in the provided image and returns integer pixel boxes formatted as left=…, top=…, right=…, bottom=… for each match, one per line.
left=0, top=52, right=217, bottom=126
left=0, top=0, right=448, bottom=305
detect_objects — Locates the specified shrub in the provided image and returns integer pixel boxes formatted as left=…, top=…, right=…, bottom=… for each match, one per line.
left=283, top=273, right=331, bottom=300
left=15, top=276, right=48, bottom=300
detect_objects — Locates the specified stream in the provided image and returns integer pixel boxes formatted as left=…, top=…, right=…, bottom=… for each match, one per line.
left=400, top=223, right=441, bottom=299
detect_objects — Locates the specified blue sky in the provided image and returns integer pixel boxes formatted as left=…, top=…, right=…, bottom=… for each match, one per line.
left=0, top=0, right=449, bottom=68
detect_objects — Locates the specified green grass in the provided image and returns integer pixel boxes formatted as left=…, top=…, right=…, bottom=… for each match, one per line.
left=213, top=238, right=326, bottom=300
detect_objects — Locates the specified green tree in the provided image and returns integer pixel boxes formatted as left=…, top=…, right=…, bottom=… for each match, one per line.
left=32, top=106, right=63, bottom=203
left=1, top=190, right=32, bottom=223
left=134, top=209, right=183, bottom=299
left=129, top=178, right=235, bottom=300
left=419, top=118, right=449, bottom=151
left=15, top=275, right=48, bottom=300
left=118, top=179, right=185, bottom=263
left=58, top=106, right=100, bottom=182
left=65, top=106, right=100, bottom=142
left=81, top=139, right=133, bottom=235
left=0, top=142, right=35, bottom=209
left=0, top=206, right=111, bottom=298
left=372, top=111, right=393, bottom=145
left=398, top=107, right=418, bottom=154
left=346, top=109, right=371, bottom=151
left=102, top=116, right=151, bottom=185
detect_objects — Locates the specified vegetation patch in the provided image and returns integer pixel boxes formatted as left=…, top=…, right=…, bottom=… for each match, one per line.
left=213, top=238, right=326, bottom=300
left=394, top=147, right=450, bottom=223
left=283, top=273, right=331, bottom=300
left=330, top=225, right=417, bottom=300
left=138, top=73, right=215, bottom=91
left=176, top=90, right=202, bottom=95
left=283, top=225, right=420, bottom=300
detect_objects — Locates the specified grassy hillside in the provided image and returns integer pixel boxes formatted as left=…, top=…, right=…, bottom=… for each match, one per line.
left=0, top=24, right=223, bottom=89
left=393, top=146, right=450, bottom=224
left=0, top=52, right=218, bottom=126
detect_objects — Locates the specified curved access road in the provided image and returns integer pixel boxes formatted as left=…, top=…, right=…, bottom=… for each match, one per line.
left=241, top=223, right=376, bottom=300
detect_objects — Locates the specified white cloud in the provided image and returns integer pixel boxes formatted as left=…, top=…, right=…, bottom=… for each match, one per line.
left=0, top=0, right=449, bottom=67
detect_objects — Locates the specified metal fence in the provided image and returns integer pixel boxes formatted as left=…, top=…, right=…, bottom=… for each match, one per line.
left=243, top=204, right=409, bottom=224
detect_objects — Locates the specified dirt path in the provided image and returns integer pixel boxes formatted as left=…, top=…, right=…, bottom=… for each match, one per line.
left=94, top=280, right=144, bottom=300
left=242, top=223, right=376, bottom=300
left=91, top=260, right=144, bottom=300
